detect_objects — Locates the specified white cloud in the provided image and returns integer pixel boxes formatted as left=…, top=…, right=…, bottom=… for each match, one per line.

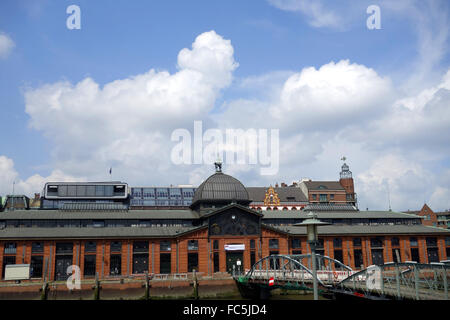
left=12, top=29, right=450, bottom=212
left=0, top=155, right=83, bottom=197
left=23, top=30, right=237, bottom=185
left=0, top=32, right=14, bottom=59
left=267, top=0, right=343, bottom=29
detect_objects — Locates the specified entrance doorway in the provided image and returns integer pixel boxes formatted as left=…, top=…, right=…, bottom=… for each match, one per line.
left=54, top=255, right=73, bottom=281
left=226, top=251, right=243, bottom=275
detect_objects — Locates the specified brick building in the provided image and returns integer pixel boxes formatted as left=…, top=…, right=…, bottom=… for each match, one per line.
left=404, top=204, right=450, bottom=229
left=0, top=167, right=449, bottom=283
left=296, top=162, right=357, bottom=206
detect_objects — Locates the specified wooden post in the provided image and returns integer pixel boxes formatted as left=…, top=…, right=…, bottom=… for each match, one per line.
left=192, top=269, right=199, bottom=300
left=93, top=272, right=101, bottom=300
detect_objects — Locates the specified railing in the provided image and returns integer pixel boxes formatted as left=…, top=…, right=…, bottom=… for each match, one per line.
left=335, top=262, right=450, bottom=300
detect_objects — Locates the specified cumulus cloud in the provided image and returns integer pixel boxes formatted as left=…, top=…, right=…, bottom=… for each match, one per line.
left=12, top=29, right=450, bottom=211
left=0, top=155, right=83, bottom=197
left=23, top=30, right=237, bottom=185
left=356, top=154, right=433, bottom=210
left=0, top=32, right=14, bottom=59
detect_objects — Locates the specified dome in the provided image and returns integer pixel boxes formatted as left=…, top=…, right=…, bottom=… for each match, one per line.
left=191, top=172, right=249, bottom=205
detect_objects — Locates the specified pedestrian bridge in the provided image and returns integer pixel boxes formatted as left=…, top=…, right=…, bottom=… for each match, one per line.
left=236, top=254, right=450, bottom=300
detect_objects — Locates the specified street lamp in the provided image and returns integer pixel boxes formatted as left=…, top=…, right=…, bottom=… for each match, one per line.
left=294, top=211, right=330, bottom=300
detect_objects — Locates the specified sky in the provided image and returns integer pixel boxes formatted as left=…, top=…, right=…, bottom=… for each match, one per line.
left=0, top=0, right=450, bottom=212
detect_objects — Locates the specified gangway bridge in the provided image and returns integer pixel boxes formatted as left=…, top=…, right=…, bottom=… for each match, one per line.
left=235, top=254, right=450, bottom=300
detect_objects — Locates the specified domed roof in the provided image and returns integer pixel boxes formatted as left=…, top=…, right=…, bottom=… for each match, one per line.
left=192, top=172, right=249, bottom=204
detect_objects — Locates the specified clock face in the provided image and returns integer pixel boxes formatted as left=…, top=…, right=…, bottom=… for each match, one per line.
left=211, top=224, right=221, bottom=235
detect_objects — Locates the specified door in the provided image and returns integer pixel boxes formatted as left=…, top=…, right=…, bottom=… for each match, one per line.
left=427, top=248, right=439, bottom=263
left=226, top=251, right=243, bottom=275
left=110, top=254, right=121, bottom=275
left=54, top=255, right=73, bottom=281
left=371, top=249, right=384, bottom=265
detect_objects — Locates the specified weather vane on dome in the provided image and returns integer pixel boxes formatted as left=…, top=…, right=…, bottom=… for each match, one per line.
left=214, top=153, right=222, bottom=173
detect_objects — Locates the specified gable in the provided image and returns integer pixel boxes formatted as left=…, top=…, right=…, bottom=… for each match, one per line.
left=208, top=206, right=261, bottom=236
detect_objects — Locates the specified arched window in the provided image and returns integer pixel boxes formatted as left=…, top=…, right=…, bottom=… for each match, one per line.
left=282, top=207, right=288, bottom=211
left=291, top=207, right=297, bottom=210
left=273, top=207, right=278, bottom=211
left=266, top=207, right=272, bottom=211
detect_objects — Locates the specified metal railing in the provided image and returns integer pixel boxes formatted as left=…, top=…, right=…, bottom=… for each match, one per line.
left=334, top=262, right=450, bottom=300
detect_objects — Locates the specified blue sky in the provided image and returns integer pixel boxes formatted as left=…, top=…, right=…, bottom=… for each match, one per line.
left=1, top=0, right=450, bottom=211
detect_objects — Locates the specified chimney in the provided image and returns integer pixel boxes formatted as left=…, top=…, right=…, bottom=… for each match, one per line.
left=275, top=183, right=279, bottom=188
left=34, top=193, right=40, bottom=200
left=281, top=182, right=287, bottom=187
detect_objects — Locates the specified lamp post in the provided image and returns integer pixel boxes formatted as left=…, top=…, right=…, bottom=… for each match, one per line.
left=294, top=211, right=330, bottom=300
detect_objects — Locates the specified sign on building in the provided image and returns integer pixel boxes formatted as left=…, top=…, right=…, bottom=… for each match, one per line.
left=4, top=264, right=31, bottom=281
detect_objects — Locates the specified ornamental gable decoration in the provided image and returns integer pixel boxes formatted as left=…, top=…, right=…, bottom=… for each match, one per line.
left=263, top=186, right=280, bottom=206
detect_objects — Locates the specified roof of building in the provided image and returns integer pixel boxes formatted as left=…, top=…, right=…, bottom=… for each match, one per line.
left=0, top=209, right=199, bottom=220
left=261, top=210, right=422, bottom=220
left=60, top=202, right=129, bottom=211
left=192, top=172, right=249, bottom=204
left=0, top=226, right=204, bottom=239
left=436, top=211, right=450, bottom=216
left=247, top=187, right=308, bottom=203
left=302, top=181, right=345, bottom=191
left=303, top=203, right=358, bottom=211
left=274, top=224, right=450, bottom=235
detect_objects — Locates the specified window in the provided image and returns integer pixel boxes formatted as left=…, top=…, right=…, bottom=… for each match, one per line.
left=85, top=241, right=97, bottom=253
left=319, top=194, right=327, bottom=202
left=2, top=256, right=16, bottom=279
left=188, top=240, right=198, bottom=251
left=213, top=240, right=219, bottom=250
left=312, top=194, right=317, bottom=201
left=291, top=239, right=301, bottom=249
left=250, top=239, right=255, bottom=249
left=84, top=255, right=96, bottom=276
left=30, top=256, right=43, bottom=278
left=370, top=237, right=384, bottom=248
left=56, top=242, right=73, bottom=254
left=269, top=239, right=279, bottom=249
left=110, top=241, right=122, bottom=252
left=334, top=249, right=343, bottom=266
left=316, top=239, right=324, bottom=249
left=160, top=253, right=171, bottom=274
left=410, top=237, right=418, bottom=247
left=4, top=242, right=16, bottom=254
left=411, top=248, right=420, bottom=262
left=160, top=241, right=171, bottom=251
left=93, top=220, right=105, bottom=228
left=333, top=238, right=342, bottom=248
left=188, top=253, right=198, bottom=272
left=353, top=238, right=362, bottom=247
left=426, top=237, right=437, bottom=247
left=214, top=252, right=220, bottom=273
left=446, top=237, right=450, bottom=246
left=354, top=249, right=364, bottom=269
left=392, top=249, right=400, bottom=263
left=133, top=241, right=148, bottom=253
left=250, top=252, right=256, bottom=268
left=110, top=254, right=121, bottom=275
left=391, top=237, right=400, bottom=247
left=32, top=242, right=44, bottom=254
left=330, top=194, right=335, bottom=200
